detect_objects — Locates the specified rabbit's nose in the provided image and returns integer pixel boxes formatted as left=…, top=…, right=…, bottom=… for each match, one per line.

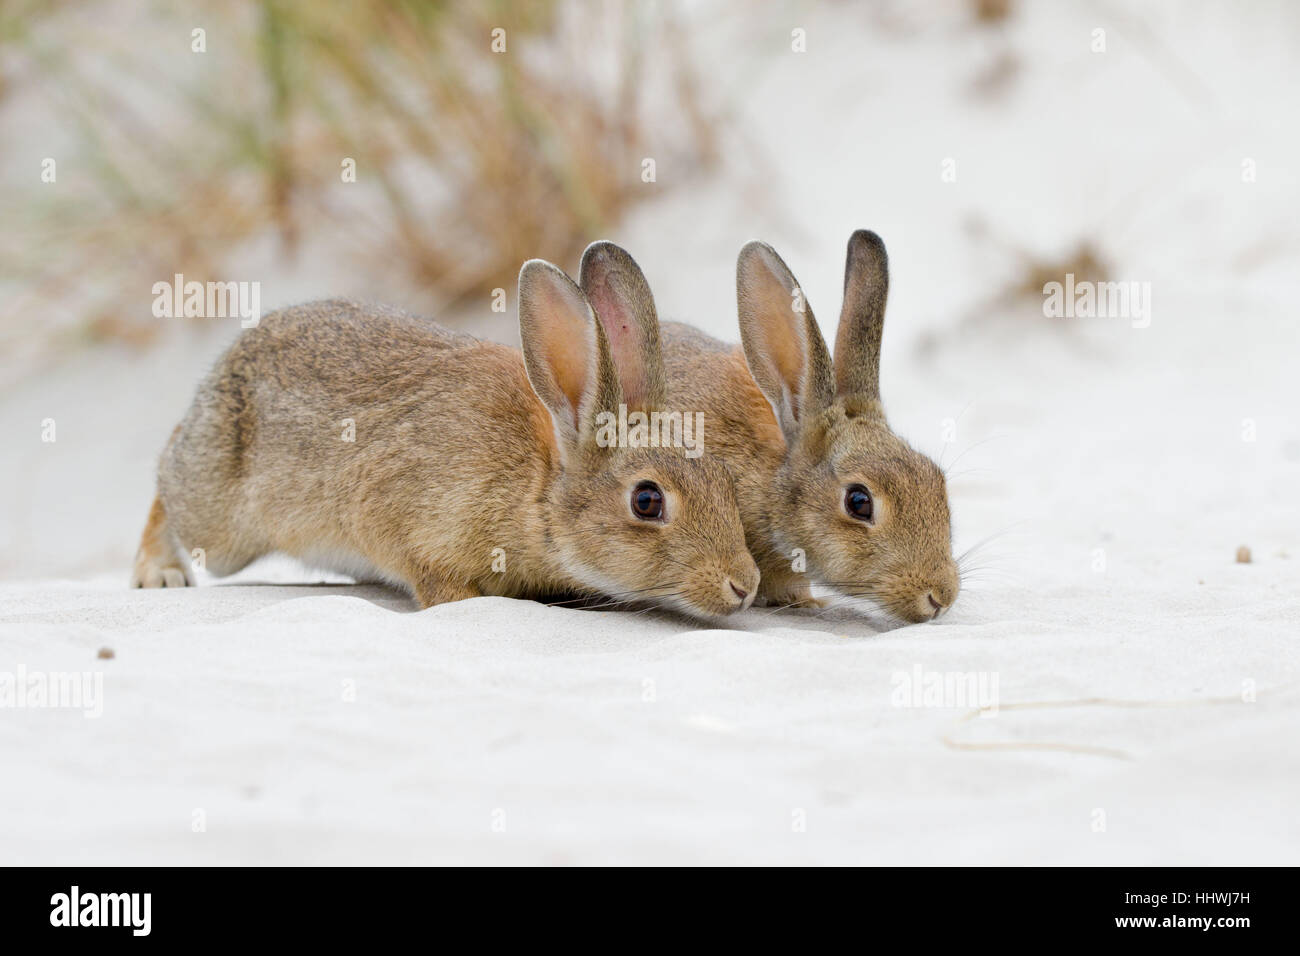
left=923, top=565, right=961, bottom=620
left=916, top=590, right=953, bottom=621
left=726, top=579, right=753, bottom=610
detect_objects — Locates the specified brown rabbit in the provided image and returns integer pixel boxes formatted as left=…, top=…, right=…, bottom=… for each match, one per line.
left=130, top=252, right=760, bottom=620
left=644, top=231, right=959, bottom=623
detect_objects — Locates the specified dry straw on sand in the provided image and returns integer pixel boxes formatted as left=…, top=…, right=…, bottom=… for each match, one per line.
left=0, top=1, right=720, bottom=375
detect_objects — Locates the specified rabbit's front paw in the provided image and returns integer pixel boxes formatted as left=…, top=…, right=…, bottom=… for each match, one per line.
left=758, top=584, right=826, bottom=610
left=786, top=592, right=828, bottom=610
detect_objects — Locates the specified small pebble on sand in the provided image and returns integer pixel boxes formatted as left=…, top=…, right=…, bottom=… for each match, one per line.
left=1235, top=546, right=1252, bottom=564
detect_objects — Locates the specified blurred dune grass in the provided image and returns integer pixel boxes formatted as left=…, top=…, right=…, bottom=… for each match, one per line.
left=0, top=0, right=720, bottom=377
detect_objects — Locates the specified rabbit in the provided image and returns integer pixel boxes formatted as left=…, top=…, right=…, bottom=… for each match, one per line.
left=645, top=230, right=959, bottom=623
left=129, top=248, right=761, bottom=620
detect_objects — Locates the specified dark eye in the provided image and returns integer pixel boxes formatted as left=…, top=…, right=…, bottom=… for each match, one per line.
left=631, top=481, right=664, bottom=521
left=844, top=484, right=874, bottom=522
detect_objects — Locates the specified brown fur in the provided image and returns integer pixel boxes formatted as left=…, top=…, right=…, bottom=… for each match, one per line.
left=131, top=259, right=759, bottom=621
left=660, top=231, right=960, bottom=623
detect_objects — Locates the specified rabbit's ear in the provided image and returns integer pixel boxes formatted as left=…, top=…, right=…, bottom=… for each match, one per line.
left=736, top=240, right=834, bottom=441
left=833, top=230, right=888, bottom=400
left=578, top=241, right=667, bottom=413
left=519, top=260, right=620, bottom=452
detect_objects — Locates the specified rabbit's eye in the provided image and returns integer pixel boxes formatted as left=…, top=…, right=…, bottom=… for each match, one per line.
left=844, top=485, right=874, bottom=522
left=631, top=481, right=665, bottom=521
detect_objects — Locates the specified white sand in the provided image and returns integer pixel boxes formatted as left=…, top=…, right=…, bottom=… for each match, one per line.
left=2, top=2, right=1297, bottom=864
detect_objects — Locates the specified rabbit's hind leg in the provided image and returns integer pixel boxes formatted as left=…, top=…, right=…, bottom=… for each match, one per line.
left=129, top=494, right=192, bottom=588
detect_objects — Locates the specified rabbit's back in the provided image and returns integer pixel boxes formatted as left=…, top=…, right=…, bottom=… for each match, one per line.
left=158, top=299, right=551, bottom=580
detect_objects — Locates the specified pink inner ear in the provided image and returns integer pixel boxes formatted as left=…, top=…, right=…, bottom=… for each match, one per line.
left=741, top=253, right=806, bottom=408
left=532, top=277, right=595, bottom=425
left=585, top=273, right=649, bottom=410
